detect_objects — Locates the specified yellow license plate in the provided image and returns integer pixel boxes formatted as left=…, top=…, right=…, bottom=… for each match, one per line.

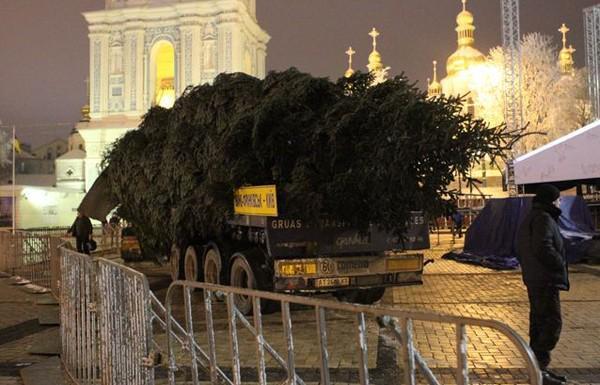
left=386, top=257, right=421, bottom=272
left=279, top=262, right=317, bottom=277
left=315, top=277, right=350, bottom=288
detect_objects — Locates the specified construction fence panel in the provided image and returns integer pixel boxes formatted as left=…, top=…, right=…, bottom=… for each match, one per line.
left=59, top=248, right=154, bottom=385
left=0, top=231, right=63, bottom=289
left=163, top=281, right=543, bottom=385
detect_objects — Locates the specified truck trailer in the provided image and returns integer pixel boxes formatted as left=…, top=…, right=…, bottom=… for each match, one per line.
left=168, top=185, right=429, bottom=314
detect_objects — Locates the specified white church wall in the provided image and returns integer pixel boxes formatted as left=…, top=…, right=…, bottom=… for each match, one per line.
left=0, top=186, right=86, bottom=229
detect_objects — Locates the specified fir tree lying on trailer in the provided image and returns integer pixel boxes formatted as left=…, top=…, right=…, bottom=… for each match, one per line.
left=101, top=68, right=522, bottom=266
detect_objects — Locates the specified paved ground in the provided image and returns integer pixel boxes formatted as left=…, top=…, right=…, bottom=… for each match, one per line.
left=0, top=277, right=55, bottom=385
left=142, top=234, right=600, bottom=385
left=1, top=233, right=599, bottom=384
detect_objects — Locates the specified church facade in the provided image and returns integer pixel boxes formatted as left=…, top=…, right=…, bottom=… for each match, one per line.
left=78, top=0, right=269, bottom=190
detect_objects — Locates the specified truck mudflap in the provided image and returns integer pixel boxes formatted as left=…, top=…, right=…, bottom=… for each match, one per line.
left=273, top=252, right=424, bottom=292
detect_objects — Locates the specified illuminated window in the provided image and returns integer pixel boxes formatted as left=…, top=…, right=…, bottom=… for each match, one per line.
left=151, top=41, right=175, bottom=108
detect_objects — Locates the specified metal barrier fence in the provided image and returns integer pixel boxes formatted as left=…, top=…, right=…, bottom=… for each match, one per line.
left=164, top=281, right=542, bottom=385
left=60, top=248, right=155, bottom=385
left=0, top=231, right=62, bottom=289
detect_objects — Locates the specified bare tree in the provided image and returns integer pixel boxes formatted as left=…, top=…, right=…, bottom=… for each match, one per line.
left=482, top=33, right=591, bottom=155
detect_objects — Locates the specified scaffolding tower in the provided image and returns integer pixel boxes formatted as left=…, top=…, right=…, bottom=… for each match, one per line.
left=585, top=4, right=600, bottom=120
left=501, top=0, right=522, bottom=195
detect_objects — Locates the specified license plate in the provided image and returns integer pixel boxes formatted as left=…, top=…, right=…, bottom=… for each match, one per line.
left=386, top=257, right=421, bottom=271
left=279, top=262, right=317, bottom=276
left=315, top=277, right=350, bottom=288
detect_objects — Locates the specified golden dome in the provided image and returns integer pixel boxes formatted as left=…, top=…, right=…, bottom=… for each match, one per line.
left=344, top=46, right=356, bottom=78
left=446, top=46, right=486, bottom=76
left=456, top=9, right=474, bottom=26
left=368, top=50, right=383, bottom=72
left=366, top=28, right=385, bottom=73
left=445, top=0, right=484, bottom=77
left=428, top=60, right=442, bottom=98
left=558, top=23, right=576, bottom=75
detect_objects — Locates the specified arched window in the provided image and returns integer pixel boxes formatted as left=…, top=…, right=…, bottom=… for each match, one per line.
left=151, top=40, right=175, bottom=108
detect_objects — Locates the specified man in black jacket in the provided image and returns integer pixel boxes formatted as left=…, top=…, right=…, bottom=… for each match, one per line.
left=69, top=210, right=93, bottom=255
left=516, top=184, right=569, bottom=385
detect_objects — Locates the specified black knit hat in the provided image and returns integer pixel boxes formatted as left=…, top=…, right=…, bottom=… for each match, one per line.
left=533, top=184, right=560, bottom=204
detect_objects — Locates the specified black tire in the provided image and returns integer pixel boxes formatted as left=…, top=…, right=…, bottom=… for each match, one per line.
left=229, top=249, right=278, bottom=315
left=334, top=287, right=386, bottom=305
left=229, top=254, right=256, bottom=315
left=203, top=247, right=222, bottom=285
left=170, top=244, right=185, bottom=281
left=184, top=245, right=202, bottom=282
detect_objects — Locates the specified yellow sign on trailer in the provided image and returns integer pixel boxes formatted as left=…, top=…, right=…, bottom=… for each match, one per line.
left=233, top=185, right=278, bottom=216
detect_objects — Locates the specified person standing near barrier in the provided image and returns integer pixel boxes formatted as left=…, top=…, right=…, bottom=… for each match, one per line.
left=69, top=210, right=93, bottom=255
left=451, top=209, right=464, bottom=238
left=517, top=184, right=569, bottom=385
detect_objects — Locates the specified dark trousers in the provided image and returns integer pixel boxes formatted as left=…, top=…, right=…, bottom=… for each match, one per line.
left=76, top=236, right=90, bottom=255
left=527, top=286, right=562, bottom=369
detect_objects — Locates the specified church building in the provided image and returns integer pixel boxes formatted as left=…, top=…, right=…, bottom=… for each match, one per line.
left=78, top=0, right=270, bottom=191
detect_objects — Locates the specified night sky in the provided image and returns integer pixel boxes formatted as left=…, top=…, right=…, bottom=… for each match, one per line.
left=0, top=0, right=597, bottom=146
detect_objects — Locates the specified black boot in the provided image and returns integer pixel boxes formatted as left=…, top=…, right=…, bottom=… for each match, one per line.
left=542, top=370, right=566, bottom=385
left=544, top=369, right=567, bottom=383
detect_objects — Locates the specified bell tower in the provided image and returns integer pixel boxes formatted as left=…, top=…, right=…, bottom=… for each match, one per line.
left=79, top=0, right=269, bottom=191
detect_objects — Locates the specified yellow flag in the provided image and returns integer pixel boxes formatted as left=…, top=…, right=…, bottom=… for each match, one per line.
left=12, top=138, right=21, bottom=154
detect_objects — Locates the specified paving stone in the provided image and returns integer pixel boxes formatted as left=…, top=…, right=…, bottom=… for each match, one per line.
left=37, top=307, right=59, bottom=326
left=19, top=357, right=66, bottom=385
left=27, top=328, right=60, bottom=356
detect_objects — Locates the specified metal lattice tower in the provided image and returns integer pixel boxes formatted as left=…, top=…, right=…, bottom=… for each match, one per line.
left=501, top=0, right=522, bottom=195
left=501, top=0, right=523, bottom=135
left=584, top=4, right=600, bottom=120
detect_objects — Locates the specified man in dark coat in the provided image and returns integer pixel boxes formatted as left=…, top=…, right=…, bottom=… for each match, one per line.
left=516, top=184, right=569, bottom=385
left=69, top=210, right=93, bottom=255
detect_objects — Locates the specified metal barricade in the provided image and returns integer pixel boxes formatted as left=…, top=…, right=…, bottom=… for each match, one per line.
left=96, top=259, right=155, bottom=385
left=164, top=281, right=542, bottom=385
left=60, top=247, right=99, bottom=384
left=0, top=231, right=62, bottom=289
left=59, top=248, right=155, bottom=385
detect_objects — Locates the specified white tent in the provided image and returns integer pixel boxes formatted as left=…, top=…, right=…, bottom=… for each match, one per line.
left=514, top=119, right=600, bottom=186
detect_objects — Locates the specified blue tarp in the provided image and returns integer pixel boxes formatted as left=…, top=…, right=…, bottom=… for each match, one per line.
left=443, top=196, right=597, bottom=269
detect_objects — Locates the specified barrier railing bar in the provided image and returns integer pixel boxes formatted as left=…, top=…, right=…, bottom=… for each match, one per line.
left=400, top=318, right=416, bottom=385
left=203, top=289, right=220, bottom=385
left=184, top=286, right=200, bottom=385
left=282, top=301, right=297, bottom=385
left=356, top=312, right=370, bottom=385
left=456, top=323, right=469, bottom=385
left=252, top=297, right=268, bottom=385
left=315, top=306, right=331, bottom=385
left=226, top=293, right=242, bottom=385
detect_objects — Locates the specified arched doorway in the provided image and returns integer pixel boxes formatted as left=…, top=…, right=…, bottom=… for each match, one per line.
left=150, top=40, right=176, bottom=108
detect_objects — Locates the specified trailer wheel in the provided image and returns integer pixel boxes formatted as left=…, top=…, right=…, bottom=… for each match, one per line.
left=203, top=247, right=222, bottom=285
left=184, top=245, right=202, bottom=282
left=229, top=250, right=278, bottom=315
left=334, top=287, right=386, bottom=305
left=229, top=254, right=256, bottom=315
left=170, top=244, right=184, bottom=281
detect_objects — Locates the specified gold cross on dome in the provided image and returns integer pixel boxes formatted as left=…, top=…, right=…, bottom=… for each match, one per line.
left=345, top=46, right=355, bottom=68
left=462, top=0, right=467, bottom=11
left=369, top=28, right=380, bottom=50
left=559, top=23, right=570, bottom=48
